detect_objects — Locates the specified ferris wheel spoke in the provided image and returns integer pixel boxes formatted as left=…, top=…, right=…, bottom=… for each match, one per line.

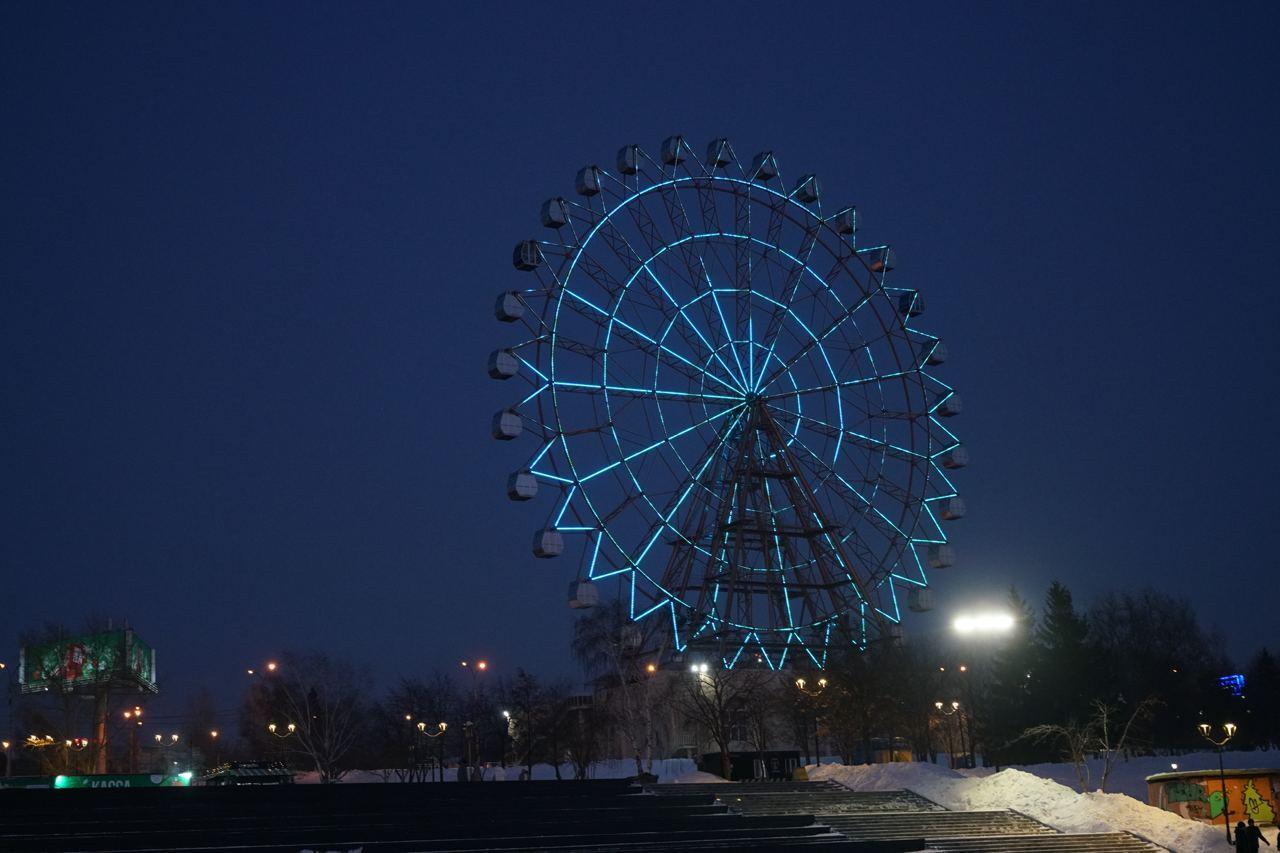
left=611, top=185, right=751, bottom=392
left=560, top=287, right=741, bottom=395
left=768, top=404, right=927, bottom=463
left=753, top=288, right=881, bottom=396
left=586, top=207, right=747, bottom=392
left=780, top=428, right=913, bottom=546
left=579, top=403, right=746, bottom=484
left=642, top=268, right=747, bottom=391
left=620, top=407, right=748, bottom=579
left=762, top=368, right=915, bottom=401
left=752, top=217, right=823, bottom=393
left=552, top=380, right=741, bottom=404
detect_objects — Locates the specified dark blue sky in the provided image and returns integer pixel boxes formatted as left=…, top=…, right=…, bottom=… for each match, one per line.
left=4, top=2, right=1278, bottom=711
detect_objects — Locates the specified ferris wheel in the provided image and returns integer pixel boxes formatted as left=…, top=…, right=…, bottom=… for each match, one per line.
left=487, top=137, right=965, bottom=670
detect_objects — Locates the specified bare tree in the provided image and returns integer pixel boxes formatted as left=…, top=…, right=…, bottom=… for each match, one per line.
left=669, top=666, right=772, bottom=780
left=571, top=601, right=661, bottom=775
left=563, top=693, right=607, bottom=780
left=270, top=652, right=370, bottom=783
left=1020, top=697, right=1160, bottom=792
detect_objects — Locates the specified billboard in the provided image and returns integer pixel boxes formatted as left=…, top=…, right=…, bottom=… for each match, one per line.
left=19, top=629, right=157, bottom=694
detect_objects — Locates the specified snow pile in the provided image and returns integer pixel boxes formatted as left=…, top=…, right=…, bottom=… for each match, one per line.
left=810, top=762, right=1235, bottom=852
left=961, top=750, right=1280, bottom=803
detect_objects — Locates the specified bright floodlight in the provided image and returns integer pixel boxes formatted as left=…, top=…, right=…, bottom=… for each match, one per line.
left=952, top=612, right=1015, bottom=634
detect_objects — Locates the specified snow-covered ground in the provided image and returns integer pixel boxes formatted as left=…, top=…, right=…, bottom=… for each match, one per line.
left=811, top=757, right=1280, bottom=853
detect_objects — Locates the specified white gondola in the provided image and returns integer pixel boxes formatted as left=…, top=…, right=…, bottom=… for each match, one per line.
left=927, top=543, right=956, bottom=569
left=864, top=246, right=897, bottom=273
left=487, top=348, right=519, bottom=380
left=616, top=144, right=641, bottom=175
left=620, top=624, right=642, bottom=650
left=705, top=138, right=731, bottom=168
left=540, top=197, right=569, bottom=229
left=923, top=339, right=948, bottom=365
left=898, top=290, right=924, bottom=317
left=494, top=291, right=525, bottom=322
left=567, top=580, right=599, bottom=609
left=506, top=470, right=538, bottom=501
left=938, top=497, right=967, bottom=521
left=941, top=445, right=969, bottom=469
left=491, top=408, right=523, bottom=441
left=936, top=393, right=963, bottom=417
left=512, top=240, right=543, bottom=271
left=793, top=174, right=820, bottom=203
left=885, top=623, right=905, bottom=645
left=829, top=206, right=857, bottom=236
left=750, top=151, right=778, bottom=181
left=908, top=587, right=934, bottom=613
left=661, top=135, right=687, bottom=165
left=575, top=165, right=601, bottom=196
left=532, top=528, right=565, bottom=558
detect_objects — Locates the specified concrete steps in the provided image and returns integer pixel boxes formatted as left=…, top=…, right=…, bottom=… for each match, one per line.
left=820, top=809, right=1055, bottom=840
left=927, top=833, right=1164, bottom=852
left=649, top=780, right=1166, bottom=852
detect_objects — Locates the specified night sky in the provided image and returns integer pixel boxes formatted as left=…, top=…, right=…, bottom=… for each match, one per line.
left=4, top=2, right=1278, bottom=713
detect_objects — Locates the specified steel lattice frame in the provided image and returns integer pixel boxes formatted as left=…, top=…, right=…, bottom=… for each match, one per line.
left=490, top=137, right=965, bottom=670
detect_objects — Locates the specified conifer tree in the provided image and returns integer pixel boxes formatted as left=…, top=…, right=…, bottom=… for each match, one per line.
left=1035, top=581, right=1090, bottom=726
left=979, top=586, right=1044, bottom=764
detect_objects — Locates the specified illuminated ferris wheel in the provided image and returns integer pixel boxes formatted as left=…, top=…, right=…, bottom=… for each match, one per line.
left=487, top=136, right=965, bottom=669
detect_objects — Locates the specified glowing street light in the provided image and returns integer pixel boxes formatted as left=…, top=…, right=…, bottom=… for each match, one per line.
left=793, top=676, right=828, bottom=766
left=952, top=613, right=1015, bottom=635
left=1198, top=722, right=1238, bottom=844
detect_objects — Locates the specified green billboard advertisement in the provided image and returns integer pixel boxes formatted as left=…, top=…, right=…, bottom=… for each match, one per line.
left=19, top=629, right=157, bottom=694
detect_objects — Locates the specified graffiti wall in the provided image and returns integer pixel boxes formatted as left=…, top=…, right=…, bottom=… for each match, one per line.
left=1149, top=770, right=1279, bottom=826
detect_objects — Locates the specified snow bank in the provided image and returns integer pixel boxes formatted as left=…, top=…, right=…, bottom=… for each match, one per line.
left=810, top=762, right=1237, bottom=852
left=961, top=750, right=1280, bottom=803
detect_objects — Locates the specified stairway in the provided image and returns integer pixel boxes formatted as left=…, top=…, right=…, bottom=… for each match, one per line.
left=646, top=780, right=1168, bottom=852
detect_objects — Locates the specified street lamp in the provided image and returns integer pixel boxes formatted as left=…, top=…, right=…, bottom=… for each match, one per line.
left=267, top=722, right=296, bottom=769
left=416, top=721, right=448, bottom=782
left=794, top=677, right=828, bottom=766
left=1198, top=722, right=1237, bottom=844
left=501, top=710, right=513, bottom=768
left=123, top=706, right=144, bottom=772
left=934, top=700, right=965, bottom=769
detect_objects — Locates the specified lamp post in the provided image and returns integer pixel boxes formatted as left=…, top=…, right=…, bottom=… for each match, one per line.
left=123, top=707, right=143, bottom=773
left=501, top=710, right=512, bottom=769
left=795, top=677, right=828, bottom=766
left=934, top=700, right=963, bottom=769
left=153, top=733, right=179, bottom=774
left=1198, top=722, right=1237, bottom=844
left=267, top=722, right=296, bottom=769
left=417, top=721, right=448, bottom=782
left=0, top=662, right=14, bottom=777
